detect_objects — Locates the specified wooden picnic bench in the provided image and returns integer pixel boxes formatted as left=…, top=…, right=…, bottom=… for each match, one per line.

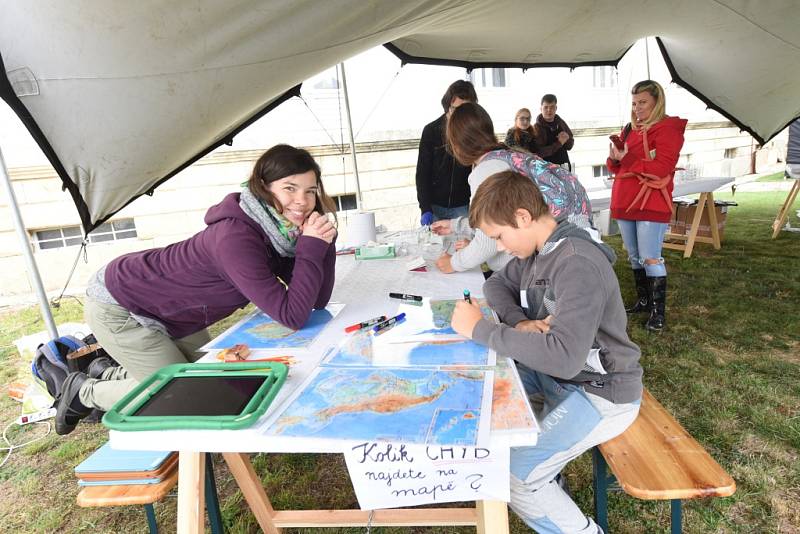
left=77, top=453, right=224, bottom=534
left=592, top=389, right=736, bottom=533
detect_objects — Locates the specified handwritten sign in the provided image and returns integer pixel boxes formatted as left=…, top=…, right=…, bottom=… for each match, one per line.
left=343, top=441, right=510, bottom=510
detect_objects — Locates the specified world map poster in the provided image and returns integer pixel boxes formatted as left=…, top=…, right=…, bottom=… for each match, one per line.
left=200, top=304, right=344, bottom=351
left=384, top=298, right=496, bottom=341
left=489, top=358, right=538, bottom=435
left=266, top=367, right=493, bottom=446
left=321, top=328, right=494, bottom=368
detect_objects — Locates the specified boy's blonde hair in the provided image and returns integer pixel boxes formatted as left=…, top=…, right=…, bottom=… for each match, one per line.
left=469, top=171, right=550, bottom=228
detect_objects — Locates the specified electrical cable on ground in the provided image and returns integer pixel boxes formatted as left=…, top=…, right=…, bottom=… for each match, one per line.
left=0, top=420, right=52, bottom=469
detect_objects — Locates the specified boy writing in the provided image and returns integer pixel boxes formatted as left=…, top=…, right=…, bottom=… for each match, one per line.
left=451, top=171, right=643, bottom=533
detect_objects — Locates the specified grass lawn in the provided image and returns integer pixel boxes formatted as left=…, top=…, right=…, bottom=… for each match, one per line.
left=756, top=172, right=789, bottom=182
left=0, top=191, right=798, bottom=533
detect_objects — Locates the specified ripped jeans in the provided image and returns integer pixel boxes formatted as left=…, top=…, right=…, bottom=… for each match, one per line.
left=510, top=364, right=640, bottom=533
left=616, top=219, right=668, bottom=277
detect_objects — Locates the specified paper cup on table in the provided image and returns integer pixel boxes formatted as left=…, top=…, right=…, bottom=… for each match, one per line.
left=346, top=211, right=376, bottom=247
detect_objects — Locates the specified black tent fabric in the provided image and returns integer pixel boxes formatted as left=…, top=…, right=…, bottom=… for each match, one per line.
left=788, top=120, right=800, bottom=165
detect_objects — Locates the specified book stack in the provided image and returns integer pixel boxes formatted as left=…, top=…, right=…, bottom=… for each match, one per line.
left=75, top=443, right=176, bottom=487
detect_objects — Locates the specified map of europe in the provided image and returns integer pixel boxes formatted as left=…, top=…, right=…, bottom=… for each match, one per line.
left=202, top=304, right=343, bottom=351
left=268, top=367, right=488, bottom=445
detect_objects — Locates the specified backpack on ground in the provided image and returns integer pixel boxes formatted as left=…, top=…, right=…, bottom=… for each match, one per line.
left=31, top=335, right=86, bottom=398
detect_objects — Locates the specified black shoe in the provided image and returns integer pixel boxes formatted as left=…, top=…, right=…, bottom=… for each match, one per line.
left=645, top=276, right=667, bottom=332
left=83, top=408, right=106, bottom=424
left=55, top=372, right=92, bottom=435
left=625, top=269, right=650, bottom=314
left=87, top=356, right=116, bottom=379
left=33, top=353, right=68, bottom=399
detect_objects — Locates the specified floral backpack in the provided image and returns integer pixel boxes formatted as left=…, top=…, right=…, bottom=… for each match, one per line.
left=481, top=149, right=593, bottom=229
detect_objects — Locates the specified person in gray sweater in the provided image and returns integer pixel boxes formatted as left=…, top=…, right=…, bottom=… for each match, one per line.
left=451, top=170, right=642, bottom=533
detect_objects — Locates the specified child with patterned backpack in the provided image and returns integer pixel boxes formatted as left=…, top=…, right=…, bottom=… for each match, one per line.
left=431, top=102, right=596, bottom=275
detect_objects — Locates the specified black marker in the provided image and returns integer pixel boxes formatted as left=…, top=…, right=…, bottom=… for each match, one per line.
left=463, top=289, right=471, bottom=304
left=389, top=292, right=422, bottom=302
left=372, top=313, right=407, bottom=335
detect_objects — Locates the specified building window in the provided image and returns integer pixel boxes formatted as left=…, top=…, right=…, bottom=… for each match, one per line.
left=31, top=219, right=137, bottom=250
left=469, top=68, right=506, bottom=88
left=333, top=193, right=358, bottom=211
left=592, top=66, right=617, bottom=88
left=593, top=165, right=610, bottom=178
left=724, top=147, right=737, bottom=159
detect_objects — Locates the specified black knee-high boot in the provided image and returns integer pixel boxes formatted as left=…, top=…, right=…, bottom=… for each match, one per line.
left=645, top=276, right=667, bottom=331
left=626, top=269, right=650, bottom=314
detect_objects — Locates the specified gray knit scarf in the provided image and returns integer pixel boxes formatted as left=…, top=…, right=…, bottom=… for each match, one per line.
left=239, top=186, right=297, bottom=258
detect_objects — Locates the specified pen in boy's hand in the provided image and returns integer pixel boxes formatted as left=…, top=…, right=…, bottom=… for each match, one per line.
left=463, top=289, right=471, bottom=304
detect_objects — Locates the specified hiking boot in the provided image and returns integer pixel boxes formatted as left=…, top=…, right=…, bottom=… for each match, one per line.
left=625, top=268, right=650, bottom=314
left=55, top=372, right=92, bottom=435
left=645, top=276, right=667, bottom=332
left=87, top=356, right=116, bottom=379
left=83, top=408, right=106, bottom=424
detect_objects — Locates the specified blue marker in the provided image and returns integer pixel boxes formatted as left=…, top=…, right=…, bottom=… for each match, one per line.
left=372, top=313, right=406, bottom=335
left=463, top=289, right=472, bottom=304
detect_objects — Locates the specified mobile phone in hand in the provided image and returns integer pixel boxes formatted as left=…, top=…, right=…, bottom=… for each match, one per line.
left=609, top=134, right=625, bottom=151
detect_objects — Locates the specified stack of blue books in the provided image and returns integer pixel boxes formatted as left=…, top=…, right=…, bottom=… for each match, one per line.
left=75, top=443, right=176, bottom=486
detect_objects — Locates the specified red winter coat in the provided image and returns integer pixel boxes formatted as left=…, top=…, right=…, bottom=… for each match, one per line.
left=607, top=116, right=687, bottom=223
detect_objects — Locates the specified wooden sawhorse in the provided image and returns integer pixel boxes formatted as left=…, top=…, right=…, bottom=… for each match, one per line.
left=771, top=178, right=800, bottom=238
left=176, top=451, right=509, bottom=534
left=663, top=191, right=722, bottom=258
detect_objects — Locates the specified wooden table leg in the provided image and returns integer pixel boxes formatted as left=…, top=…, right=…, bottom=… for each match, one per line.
left=476, top=500, right=509, bottom=534
left=706, top=192, right=721, bottom=250
left=177, top=451, right=206, bottom=534
left=222, top=452, right=282, bottom=534
left=772, top=179, right=800, bottom=239
left=682, top=192, right=708, bottom=258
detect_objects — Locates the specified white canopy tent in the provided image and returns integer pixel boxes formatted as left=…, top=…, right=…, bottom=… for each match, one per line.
left=1, top=0, right=799, bottom=335
left=2, top=0, right=799, bottom=233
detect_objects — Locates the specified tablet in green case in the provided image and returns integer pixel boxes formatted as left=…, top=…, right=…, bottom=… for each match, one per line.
left=103, top=362, right=287, bottom=431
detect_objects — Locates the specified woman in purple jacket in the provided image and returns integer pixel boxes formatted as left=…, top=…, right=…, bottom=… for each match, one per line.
left=55, top=144, right=338, bottom=435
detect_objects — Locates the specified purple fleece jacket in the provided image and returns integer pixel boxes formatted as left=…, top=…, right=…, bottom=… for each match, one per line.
left=104, top=193, right=336, bottom=338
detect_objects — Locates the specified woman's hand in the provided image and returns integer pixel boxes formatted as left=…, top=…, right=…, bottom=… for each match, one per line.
left=436, top=253, right=455, bottom=273
left=454, top=239, right=470, bottom=251
left=431, top=220, right=452, bottom=236
left=610, top=142, right=628, bottom=162
left=302, top=212, right=337, bottom=243
left=451, top=300, right=483, bottom=339
left=515, top=315, right=552, bottom=333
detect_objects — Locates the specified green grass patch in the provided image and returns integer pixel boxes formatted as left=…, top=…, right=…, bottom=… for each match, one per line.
left=0, top=191, right=798, bottom=532
left=756, top=171, right=789, bottom=182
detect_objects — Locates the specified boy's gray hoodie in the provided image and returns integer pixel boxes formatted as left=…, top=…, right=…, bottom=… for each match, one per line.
left=472, top=222, right=642, bottom=404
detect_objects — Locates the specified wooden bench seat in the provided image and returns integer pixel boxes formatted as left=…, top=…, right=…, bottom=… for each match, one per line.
left=76, top=452, right=223, bottom=534
left=592, top=389, right=736, bottom=533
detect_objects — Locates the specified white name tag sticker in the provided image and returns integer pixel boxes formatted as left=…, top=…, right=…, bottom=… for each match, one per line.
left=520, top=290, right=528, bottom=308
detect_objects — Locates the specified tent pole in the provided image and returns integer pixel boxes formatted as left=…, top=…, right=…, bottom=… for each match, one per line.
left=338, top=62, right=363, bottom=210
left=0, top=145, right=58, bottom=339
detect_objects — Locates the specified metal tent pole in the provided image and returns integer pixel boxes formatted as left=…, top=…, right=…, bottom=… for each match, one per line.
left=0, top=145, right=58, bottom=338
left=338, top=62, right=363, bottom=210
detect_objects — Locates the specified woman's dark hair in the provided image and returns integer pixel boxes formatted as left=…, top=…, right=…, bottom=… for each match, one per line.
left=247, top=144, right=337, bottom=217
left=440, top=80, right=478, bottom=113
left=446, top=102, right=504, bottom=166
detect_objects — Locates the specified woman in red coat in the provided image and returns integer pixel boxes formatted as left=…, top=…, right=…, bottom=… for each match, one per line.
left=607, top=80, right=687, bottom=331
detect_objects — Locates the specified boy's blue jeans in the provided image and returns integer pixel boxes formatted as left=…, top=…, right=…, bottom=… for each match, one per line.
left=616, top=219, right=668, bottom=277
left=510, top=364, right=640, bottom=533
